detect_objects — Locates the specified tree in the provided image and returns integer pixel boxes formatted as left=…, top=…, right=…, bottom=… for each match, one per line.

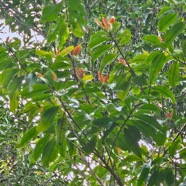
left=0, top=0, right=186, bottom=185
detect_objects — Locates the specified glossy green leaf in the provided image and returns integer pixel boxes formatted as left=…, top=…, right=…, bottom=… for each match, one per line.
left=155, top=131, right=166, bottom=146
left=89, top=30, right=109, bottom=49
left=132, top=53, right=148, bottom=64
left=137, top=165, right=150, bottom=186
left=124, top=125, right=141, bottom=157
left=17, top=126, right=38, bottom=148
left=168, top=62, right=180, bottom=87
left=152, top=85, right=176, bottom=104
left=0, top=59, right=13, bottom=70
left=41, top=2, right=63, bottom=22
left=148, top=51, right=166, bottom=84
left=37, top=106, right=59, bottom=132
left=168, top=138, right=180, bottom=157
left=42, top=140, right=58, bottom=167
left=138, top=104, right=160, bottom=113
left=100, top=53, right=117, bottom=72
left=92, top=44, right=112, bottom=59
left=158, top=13, right=177, bottom=32
left=82, top=75, right=93, bottom=82
left=31, top=134, right=51, bottom=163
left=179, top=147, right=186, bottom=159
left=148, top=169, right=160, bottom=186
left=158, top=6, right=172, bottom=18
left=164, top=22, right=185, bottom=46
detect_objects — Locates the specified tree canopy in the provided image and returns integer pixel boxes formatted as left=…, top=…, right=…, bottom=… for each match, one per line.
left=0, top=0, right=186, bottom=185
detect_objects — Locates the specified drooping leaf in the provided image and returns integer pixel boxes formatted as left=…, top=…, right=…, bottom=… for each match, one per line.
left=148, top=51, right=166, bottom=84
left=152, top=85, right=176, bottom=104
left=137, top=165, right=150, bottom=186
left=10, top=90, right=19, bottom=114
left=124, top=125, right=142, bottom=157
left=17, top=126, right=38, bottom=148
left=168, top=62, right=180, bottom=87
left=42, top=140, right=58, bottom=167
left=37, top=106, right=59, bottom=132
left=31, top=134, right=51, bottom=163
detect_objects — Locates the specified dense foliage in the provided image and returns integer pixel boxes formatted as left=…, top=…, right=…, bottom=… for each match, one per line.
left=0, top=0, right=186, bottom=185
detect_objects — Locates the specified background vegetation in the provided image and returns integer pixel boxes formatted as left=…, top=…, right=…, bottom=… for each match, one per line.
left=0, top=0, right=186, bottom=185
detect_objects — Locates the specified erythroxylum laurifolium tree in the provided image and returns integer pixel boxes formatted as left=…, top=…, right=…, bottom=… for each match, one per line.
left=0, top=0, right=186, bottom=185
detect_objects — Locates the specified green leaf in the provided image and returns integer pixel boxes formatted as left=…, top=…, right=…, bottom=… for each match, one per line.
left=0, top=69, right=18, bottom=87
left=92, top=44, right=112, bottom=59
left=55, top=117, right=67, bottom=157
left=165, top=168, right=175, bottom=185
left=168, top=62, right=180, bottom=87
left=142, top=35, right=161, bottom=45
left=137, top=165, right=150, bottom=186
left=17, top=126, right=38, bottom=148
left=124, top=125, right=141, bottom=157
left=42, top=140, right=58, bottom=167
left=132, top=53, right=148, bottom=64
left=0, top=59, right=13, bottom=70
left=148, top=169, right=160, bottom=186
left=31, top=134, right=51, bottom=163
left=7, top=76, right=23, bottom=99
left=182, top=40, right=186, bottom=57
left=93, top=118, right=113, bottom=128
left=148, top=51, right=166, bottom=84
left=179, top=147, right=186, bottom=159
left=41, top=2, right=63, bottom=22
left=168, top=139, right=180, bottom=157
left=21, top=84, right=50, bottom=98
left=164, top=22, right=185, bottom=46
left=133, top=114, right=164, bottom=133
left=100, top=53, right=117, bottom=72
left=152, top=85, right=176, bottom=104
left=82, top=75, right=93, bottom=82
left=81, top=135, right=97, bottom=155
left=138, top=104, right=160, bottom=113
left=158, top=13, right=177, bottom=32
left=10, top=90, right=19, bottom=114
left=37, top=106, right=59, bottom=132
left=89, top=30, right=109, bottom=49
left=117, top=29, right=131, bottom=45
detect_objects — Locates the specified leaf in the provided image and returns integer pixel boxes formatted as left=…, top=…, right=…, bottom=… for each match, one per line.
left=42, top=140, right=58, bottom=167
left=10, top=90, right=19, bottom=114
left=41, top=2, right=63, bottom=22
left=100, top=53, right=117, bottom=72
left=0, top=68, right=19, bottom=87
left=148, top=51, right=166, bottom=84
left=164, top=22, right=185, bottom=46
left=0, top=59, right=13, bottom=70
left=81, top=135, right=97, bottom=155
left=55, top=117, right=67, bottom=157
left=133, top=114, right=164, bottom=133
left=17, top=126, right=38, bottom=148
left=168, top=139, right=180, bottom=157
left=92, top=44, right=112, bottom=59
left=93, top=118, right=113, bottom=128
left=31, top=134, right=51, bottom=163
left=142, top=35, right=161, bottom=45
left=165, top=168, right=175, bottom=185
left=152, top=85, right=176, bottom=104
left=168, top=62, right=180, bottom=87
left=7, top=76, right=23, bottom=99
left=148, top=169, right=160, bottom=186
left=89, top=30, right=109, bottom=49
left=179, top=147, right=186, bottom=159
left=124, top=125, right=142, bottom=157
left=158, top=13, right=177, bottom=32
left=182, top=40, right=186, bottom=57
left=117, top=29, right=131, bottom=45
left=138, top=104, right=160, bottom=113
left=37, top=106, right=59, bottom=132
left=137, top=165, right=150, bottom=186
left=82, top=75, right=93, bottom=82
left=21, top=84, right=50, bottom=98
